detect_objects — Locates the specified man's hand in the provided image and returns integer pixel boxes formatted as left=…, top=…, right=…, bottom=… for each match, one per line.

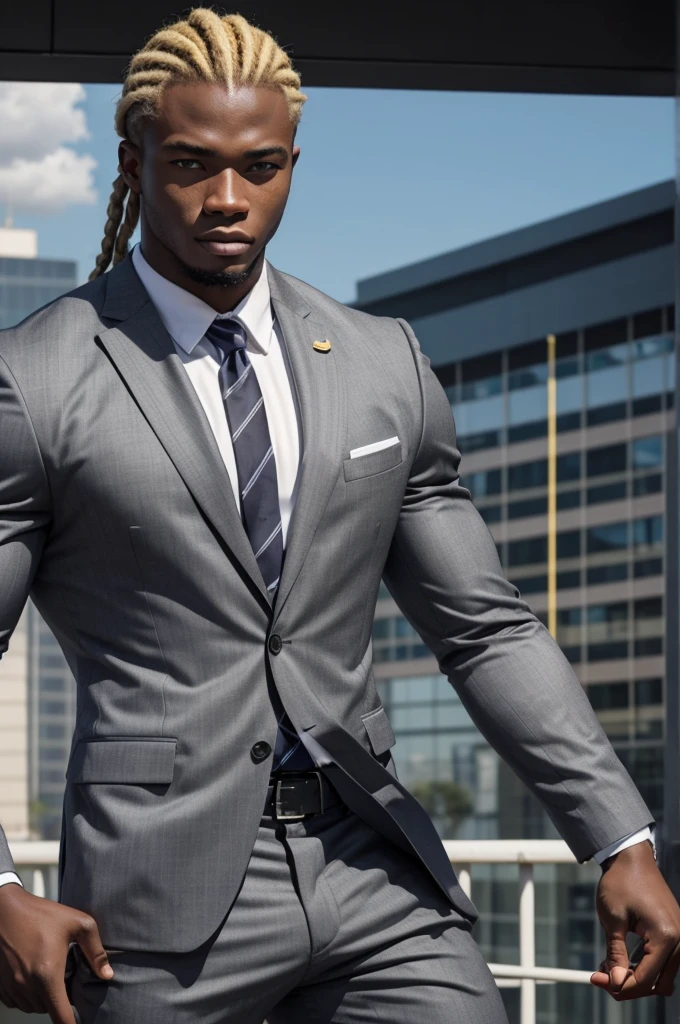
left=591, top=840, right=680, bottom=999
left=0, top=882, right=113, bottom=1023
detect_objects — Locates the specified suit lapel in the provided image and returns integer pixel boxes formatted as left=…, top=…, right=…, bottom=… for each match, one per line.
left=268, top=266, right=346, bottom=620
left=96, top=255, right=273, bottom=609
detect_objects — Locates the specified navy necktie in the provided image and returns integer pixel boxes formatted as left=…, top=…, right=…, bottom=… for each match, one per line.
left=205, top=316, right=313, bottom=772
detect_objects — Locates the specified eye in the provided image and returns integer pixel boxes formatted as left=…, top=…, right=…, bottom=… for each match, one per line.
left=248, top=161, right=279, bottom=173
left=172, top=159, right=203, bottom=169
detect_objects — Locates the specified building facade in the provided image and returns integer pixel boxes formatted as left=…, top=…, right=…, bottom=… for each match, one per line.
left=0, top=227, right=78, bottom=839
left=356, top=180, right=674, bottom=1024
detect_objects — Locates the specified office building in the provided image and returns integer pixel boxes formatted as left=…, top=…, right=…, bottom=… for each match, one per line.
left=356, top=180, right=673, bottom=1023
left=0, top=224, right=78, bottom=838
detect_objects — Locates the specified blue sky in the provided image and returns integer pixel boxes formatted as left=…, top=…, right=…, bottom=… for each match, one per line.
left=4, top=84, right=674, bottom=304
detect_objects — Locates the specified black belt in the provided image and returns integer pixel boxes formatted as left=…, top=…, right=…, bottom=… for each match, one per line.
left=264, top=770, right=342, bottom=820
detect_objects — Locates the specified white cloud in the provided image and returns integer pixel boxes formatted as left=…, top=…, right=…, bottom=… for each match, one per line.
left=0, top=83, right=97, bottom=215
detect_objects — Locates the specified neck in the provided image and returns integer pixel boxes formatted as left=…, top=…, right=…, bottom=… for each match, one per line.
left=139, top=229, right=264, bottom=313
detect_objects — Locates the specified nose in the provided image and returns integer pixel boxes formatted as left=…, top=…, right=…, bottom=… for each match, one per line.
left=203, top=168, right=250, bottom=218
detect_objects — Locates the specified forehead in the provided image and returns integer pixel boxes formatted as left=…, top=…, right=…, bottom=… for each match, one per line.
left=149, top=82, right=293, bottom=147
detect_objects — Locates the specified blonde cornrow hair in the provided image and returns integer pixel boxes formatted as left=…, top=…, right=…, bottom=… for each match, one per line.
left=90, top=8, right=306, bottom=280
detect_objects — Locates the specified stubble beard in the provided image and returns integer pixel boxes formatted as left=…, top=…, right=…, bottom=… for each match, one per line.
left=175, top=248, right=264, bottom=289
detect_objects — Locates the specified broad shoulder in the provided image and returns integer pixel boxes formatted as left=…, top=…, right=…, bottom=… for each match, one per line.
left=268, top=265, right=407, bottom=340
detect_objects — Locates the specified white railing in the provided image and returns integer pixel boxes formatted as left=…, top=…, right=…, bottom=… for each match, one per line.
left=10, top=839, right=593, bottom=1024
left=445, top=839, right=593, bottom=1024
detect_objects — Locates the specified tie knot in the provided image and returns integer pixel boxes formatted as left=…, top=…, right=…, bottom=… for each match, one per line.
left=205, top=317, right=248, bottom=359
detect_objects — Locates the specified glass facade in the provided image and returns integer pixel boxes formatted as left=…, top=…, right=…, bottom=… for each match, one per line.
left=0, top=256, right=77, bottom=329
left=373, top=305, right=673, bottom=1024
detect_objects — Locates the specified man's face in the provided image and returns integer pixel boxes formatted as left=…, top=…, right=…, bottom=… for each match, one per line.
left=120, top=82, right=299, bottom=294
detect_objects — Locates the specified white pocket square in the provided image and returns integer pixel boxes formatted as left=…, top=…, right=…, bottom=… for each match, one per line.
left=350, top=436, right=400, bottom=459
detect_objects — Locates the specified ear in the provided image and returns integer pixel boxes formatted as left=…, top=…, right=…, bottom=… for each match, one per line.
left=118, top=139, right=143, bottom=195
left=292, top=145, right=301, bottom=168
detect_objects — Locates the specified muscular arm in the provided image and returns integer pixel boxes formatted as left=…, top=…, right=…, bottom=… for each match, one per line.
left=382, top=320, right=652, bottom=861
left=0, top=352, right=52, bottom=874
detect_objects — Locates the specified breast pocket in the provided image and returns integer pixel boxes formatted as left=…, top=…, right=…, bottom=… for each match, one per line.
left=343, top=441, right=403, bottom=482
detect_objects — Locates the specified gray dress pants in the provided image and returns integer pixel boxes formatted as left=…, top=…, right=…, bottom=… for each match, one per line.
left=67, top=802, right=508, bottom=1023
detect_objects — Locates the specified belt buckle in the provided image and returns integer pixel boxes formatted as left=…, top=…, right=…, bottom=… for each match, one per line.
left=274, top=771, right=323, bottom=820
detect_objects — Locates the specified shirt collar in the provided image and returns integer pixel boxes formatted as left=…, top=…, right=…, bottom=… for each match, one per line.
left=131, top=242, right=274, bottom=356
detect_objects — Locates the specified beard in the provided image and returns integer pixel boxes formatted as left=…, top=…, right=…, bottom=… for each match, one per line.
left=174, top=248, right=263, bottom=289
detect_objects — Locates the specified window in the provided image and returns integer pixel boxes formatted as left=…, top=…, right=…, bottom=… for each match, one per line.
left=587, top=682, right=629, bottom=711
left=587, top=481, right=627, bottom=504
left=635, top=678, right=663, bottom=706
left=633, top=473, right=662, bottom=497
left=586, top=443, right=627, bottom=477
left=557, top=490, right=581, bottom=510
left=39, top=653, right=66, bottom=669
left=632, top=435, right=663, bottom=470
left=40, top=724, right=66, bottom=740
left=465, top=468, right=502, bottom=498
left=507, top=536, right=547, bottom=567
left=587, top=563, right=628, bottom=585
left=588, top=641, right=628, bottom=661
left=634, top=557, right=663, bottom=579
left=633, top=597, right=662, bottom=622
left=557, top=452, right=581, bottom=482
left=508, top=459, right=547, bottom=491
left=508, top=497, right=546, bottom=519
left=633, top=515, right=663, bottom=549
left=557, top=530, right=581, bottom=559
left=479, top=505, right=502, bottom=524
left=587, top=522, right=629, bottom=553
left=509, top=575, right=547, bottom=595
left=39, top=676, right=65, bottom=692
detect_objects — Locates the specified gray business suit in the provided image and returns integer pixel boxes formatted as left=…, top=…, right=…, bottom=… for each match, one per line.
left=0, top=253, right=652, bottom=1018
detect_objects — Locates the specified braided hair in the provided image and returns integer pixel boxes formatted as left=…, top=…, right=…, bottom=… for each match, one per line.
left=90, top=8, right=306, bottom=280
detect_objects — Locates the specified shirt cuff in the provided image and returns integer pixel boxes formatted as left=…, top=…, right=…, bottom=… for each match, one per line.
left=593, top=826, right=655, bottom=865
left=0, top=872, right=23, bottom=889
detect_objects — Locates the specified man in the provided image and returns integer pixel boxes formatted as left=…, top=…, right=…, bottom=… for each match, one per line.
left=0, top=8, right=678, bottom=1022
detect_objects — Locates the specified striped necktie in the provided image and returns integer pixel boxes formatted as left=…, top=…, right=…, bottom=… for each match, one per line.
left=205, top=316, right=313, bottom=772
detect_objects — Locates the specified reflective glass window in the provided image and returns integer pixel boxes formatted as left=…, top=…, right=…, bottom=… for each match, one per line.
left=508, top=363, right=548, bottom=391
left=455, top=394, right=505, bottom=435
left=556, top=374, right=582, bottom=415
left=460, top=376, right=503, bottom=402
left=586, top=365, right=628, bottom=409
left=585, top=343, right=628, bottom=372
left=587, top=443, right=627, bottom=477
left=465, top=468, right=502, bottom=498
left=557, top=530, right=581, bottom=559
left=632, top=356, right=664, bottom=399
left=633, top=515, right=663, bottom=548
left=587, top=522, right=629, bottom=553
left=632, top=436, right=663, bottom=469
left=631, top=335, right=673, bottom=360
left=635, top=678, right=663, bottom=706
left=508, top=385, right=546, bottom=426
left=556, top=452, right=581, bottom=482
left=508, top=459, right=547, bottom=491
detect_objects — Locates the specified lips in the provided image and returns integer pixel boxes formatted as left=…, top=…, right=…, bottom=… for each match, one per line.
left=195, top=231, right=254, bottom=257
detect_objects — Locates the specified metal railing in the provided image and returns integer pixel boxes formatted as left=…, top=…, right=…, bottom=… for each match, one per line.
left=10, top=838, right=593, bottom=1024
left=444, top=839, right=592, bottom=1024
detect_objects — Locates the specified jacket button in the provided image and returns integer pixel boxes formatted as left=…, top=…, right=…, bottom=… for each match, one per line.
left=268, top=633, right=283, bottom=655
left=251, top=741, right=272, bottom=763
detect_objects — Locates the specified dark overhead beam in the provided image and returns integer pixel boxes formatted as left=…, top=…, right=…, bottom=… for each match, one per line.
left=0, top=0, right=674, bottom=95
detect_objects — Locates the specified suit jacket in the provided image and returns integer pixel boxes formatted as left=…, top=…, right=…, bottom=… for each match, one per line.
left=0, top=254, right=653, bottom=952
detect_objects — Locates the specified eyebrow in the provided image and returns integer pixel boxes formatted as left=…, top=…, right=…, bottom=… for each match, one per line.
left=161, top=141, right=289, bottom=161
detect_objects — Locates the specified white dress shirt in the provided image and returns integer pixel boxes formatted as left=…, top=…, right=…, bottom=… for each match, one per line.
left=0, top=245, right=651, bottom=889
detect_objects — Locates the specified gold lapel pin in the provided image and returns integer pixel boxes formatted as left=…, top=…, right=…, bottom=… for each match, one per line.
left=312, top=339, right=332, bottom=352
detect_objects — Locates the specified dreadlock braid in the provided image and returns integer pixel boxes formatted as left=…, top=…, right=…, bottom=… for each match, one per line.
left=89, top=8, right=306, bottom=280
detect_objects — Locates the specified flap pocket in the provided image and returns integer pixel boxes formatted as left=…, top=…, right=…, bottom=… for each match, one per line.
left=67, top=737, right=177, bottom=784
left=344, top=442, right=403, bottom=482
left=361, top=706, right=396, bottom=756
